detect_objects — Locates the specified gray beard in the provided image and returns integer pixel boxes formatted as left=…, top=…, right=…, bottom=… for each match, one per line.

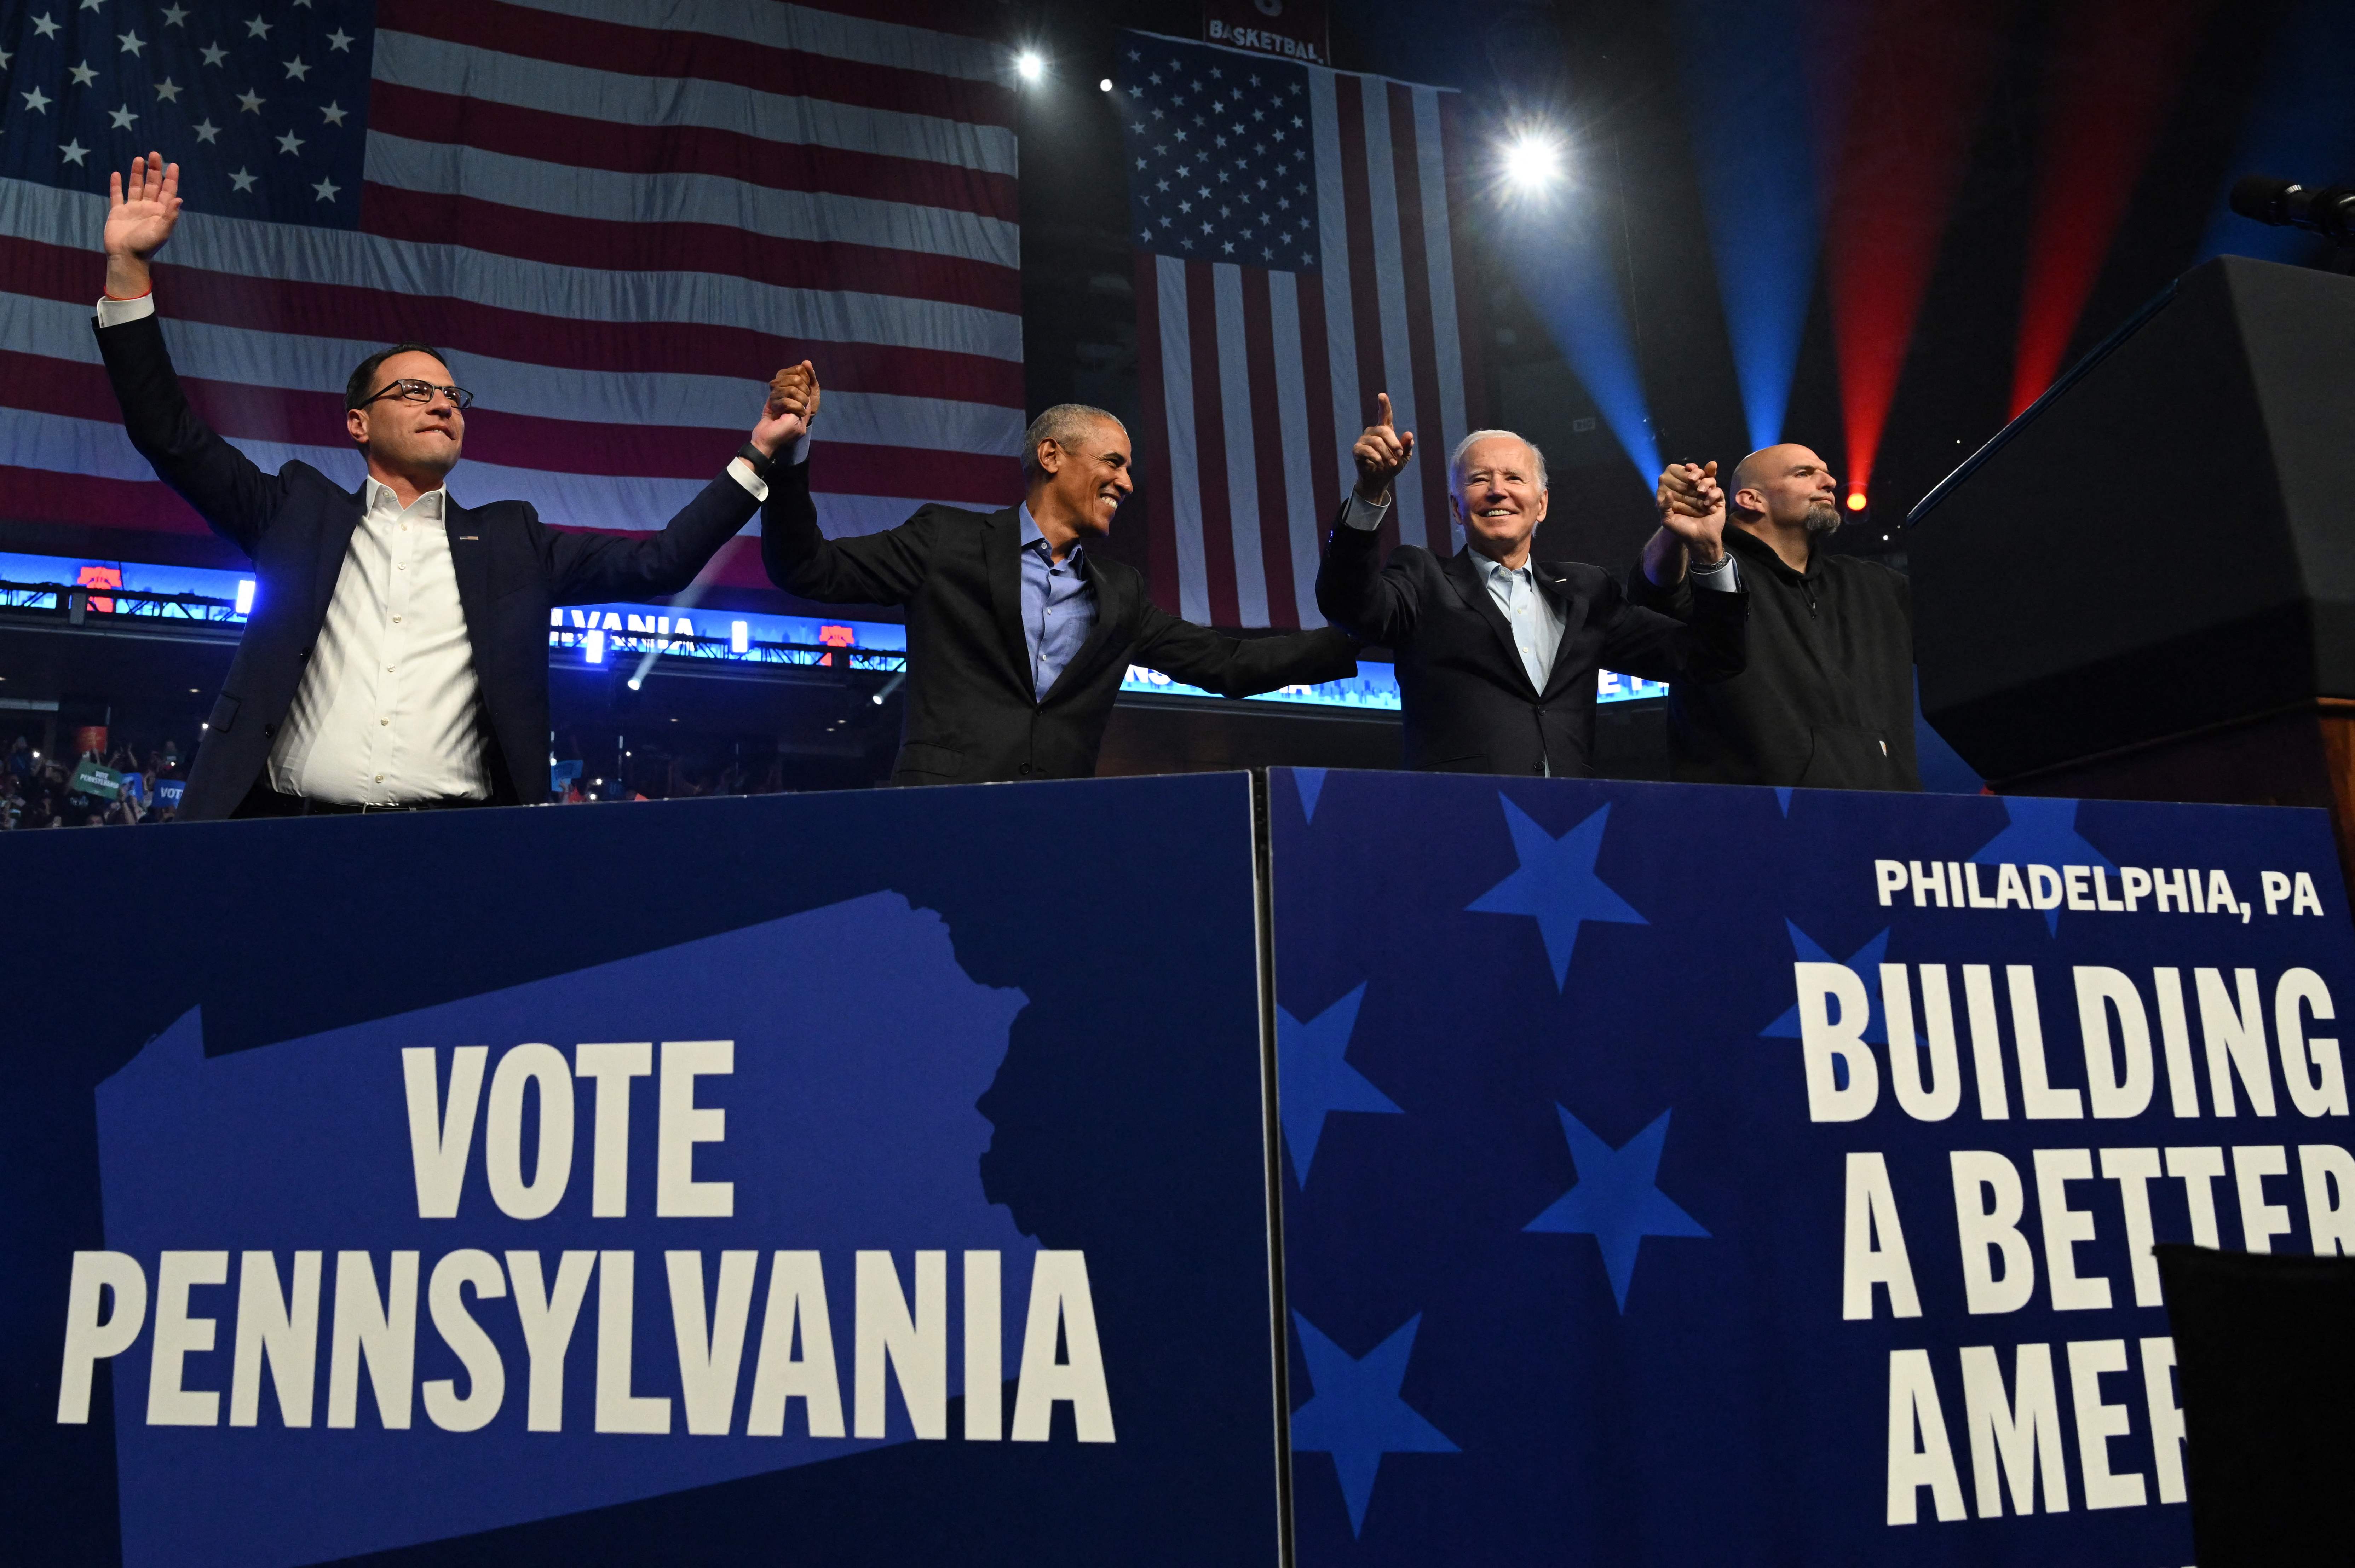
left=1803, top=501, right=1842, bottom=535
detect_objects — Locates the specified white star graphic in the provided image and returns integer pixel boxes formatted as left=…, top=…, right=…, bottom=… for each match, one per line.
left=326, top=28, right=353, bottom=51
left=282, top=56, right=308, bottom=80
left=292, top=0, right=312, bottom=8
left=319, top=100, right=346, bottom=126
left=275, top=128, right=302, bottom=154
left=69, top=60, right=98, bottom=86
left=31, top=13, right=63, bottom=40
left=311, top=175, right=339, bottom=201
left=200, top=42, right=226, bottom=66
left=154, top=77, right=180, bottom=102
left=160, top=3, right=188, bottom=24
left=79, top=0, right=103, bottom=11
left=192, top=117, right=218, bottom=143
left=244, top=14, right=270, bottom=38
left=1221, top=241, right=1233, bottom=254
left=21, top=86, right=53, bottom=113
left=117, top=28, right=143, bottom=54
left=59, top=137, right=89, bottom=164
left=228, top=166, right=256, bottom=191
left=0, top=46, right=11, bottom=70
left=107, top=104, right=135, bottom=128
left=236, top=88, right=262, bottom=113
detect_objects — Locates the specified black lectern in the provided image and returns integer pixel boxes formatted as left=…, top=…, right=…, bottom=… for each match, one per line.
left=1911, top=255, right=2355, bottom=875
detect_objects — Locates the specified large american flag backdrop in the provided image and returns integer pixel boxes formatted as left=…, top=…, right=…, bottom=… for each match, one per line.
left=1120, top=30, right=1483, bottom=631
left=0, top=0, right=1021, bottom=585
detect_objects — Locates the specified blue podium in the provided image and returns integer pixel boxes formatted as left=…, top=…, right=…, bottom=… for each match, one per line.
left=10, top=770, right=2354, bottom=1565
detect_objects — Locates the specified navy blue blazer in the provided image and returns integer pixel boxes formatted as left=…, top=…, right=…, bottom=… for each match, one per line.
left=94, top=312, right=760, bottom=820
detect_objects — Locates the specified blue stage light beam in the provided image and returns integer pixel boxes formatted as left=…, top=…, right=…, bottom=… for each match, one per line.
left=1497, top=175, right=1663, bottom=486
left=1674, top=0, right=1821, bottom=453
left=2195, top=0, right=2355, bottom=266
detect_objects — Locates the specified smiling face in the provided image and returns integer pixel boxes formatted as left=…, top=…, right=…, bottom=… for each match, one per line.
left=1035, top=415, right=1134, bottom=537
left=1450, top=434, right=1549, bottom=561
left=346, top=349, right=466, bottom=480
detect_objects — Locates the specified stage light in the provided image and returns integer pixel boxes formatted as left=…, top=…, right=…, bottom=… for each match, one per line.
left=730, top=619, right=749, bottom=654
left=1098, top=77, right=1112, bottom=93
left=1846, top=491, right=1868, bottom=511
left=585, top=628, right=605, bottom=664
left=234, top=578, right=255, bottom=615
left=1501, top=130, right=1564, bottom=197
left=626, top=676, right=643, bottom=691
left=1016, top=50, right=1043, bottom=83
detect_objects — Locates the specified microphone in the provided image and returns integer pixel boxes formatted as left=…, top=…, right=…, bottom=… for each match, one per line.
left=2230, top=174, right=2355, bottom=244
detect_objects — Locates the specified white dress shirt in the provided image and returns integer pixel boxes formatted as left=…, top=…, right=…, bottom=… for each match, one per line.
left=96, top=289, right=795, bottom=804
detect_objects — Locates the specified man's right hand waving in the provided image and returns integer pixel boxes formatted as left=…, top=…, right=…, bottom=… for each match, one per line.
left=1352, top=391, right=1414, bottom=504
left=104, top=151, right=182, bottom=300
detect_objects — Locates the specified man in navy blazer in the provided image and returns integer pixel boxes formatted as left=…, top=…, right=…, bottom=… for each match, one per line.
left=1316, top=396, right=1748, bottom=777
left=92, top=152, right=807, bottom=820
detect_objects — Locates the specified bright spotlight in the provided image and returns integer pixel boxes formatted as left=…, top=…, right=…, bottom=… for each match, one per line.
left=626, top=676, right=643, bottom=692
left=729, top=619, right=750, bottom=654
left=1846, top=491, right=1868, bottom=511
left=1098, top=77, right=1112, bottom=92
left=585, top=628, right=605, bottom=664
left=1016, top=50, right=1043, bottom=82
left=1501, top=131, right=1564, bottom=196
left=234, top=578, right=256, bottom=615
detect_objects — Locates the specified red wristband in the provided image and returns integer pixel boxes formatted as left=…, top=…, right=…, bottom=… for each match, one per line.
left=102, top=286, right=153, bottom=302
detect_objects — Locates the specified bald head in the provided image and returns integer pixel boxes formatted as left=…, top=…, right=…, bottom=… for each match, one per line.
left=1730, top=443, right=1841, bottom=535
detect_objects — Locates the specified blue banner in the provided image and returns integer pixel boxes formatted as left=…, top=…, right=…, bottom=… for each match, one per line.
left=8, top=777, right=1283, bottom=1566
left=1267, top=769, right=2355, bottom=1564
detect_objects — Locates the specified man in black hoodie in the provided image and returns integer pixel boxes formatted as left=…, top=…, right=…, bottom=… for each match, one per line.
left=1632, top=445, right=1918, bottom=790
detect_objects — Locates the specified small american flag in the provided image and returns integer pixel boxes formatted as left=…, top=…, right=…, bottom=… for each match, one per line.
left=1121, top=29, right=1483, bottom=630
left=0, top=0, right=1024, bottom=584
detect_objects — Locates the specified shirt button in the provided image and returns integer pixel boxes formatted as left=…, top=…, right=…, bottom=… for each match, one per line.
left=379, top=717, right=389, bottom=726
left=386, top=664, right=396, bottom=671
left=393, top=615, right=403, bottom=623
left=375, top=773, right=384, bottom=782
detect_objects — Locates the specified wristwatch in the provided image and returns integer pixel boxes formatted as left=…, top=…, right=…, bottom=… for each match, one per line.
left=736, top=442, right=778, bottom=483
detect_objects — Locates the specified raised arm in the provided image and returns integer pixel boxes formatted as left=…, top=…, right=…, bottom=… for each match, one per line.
left=543, top=362, right=814, bottom=602
left=756, top=364, right=934, bottom=605
left=92, top=151, right=284, bottom=552
left=1312, top=392, right=1422, bottom=645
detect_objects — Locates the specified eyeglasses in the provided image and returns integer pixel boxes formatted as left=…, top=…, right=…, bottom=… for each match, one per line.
left=358, top=377, right=475, bottom=410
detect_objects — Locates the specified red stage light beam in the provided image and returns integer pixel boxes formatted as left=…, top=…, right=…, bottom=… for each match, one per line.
left=2009, top=0, right=2214, bottom=419
left=1823, top=0, right=2015, bottom=507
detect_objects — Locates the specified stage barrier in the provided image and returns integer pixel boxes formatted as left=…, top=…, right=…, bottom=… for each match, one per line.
left=10, top=771, right=2353, bottom=1565
left=1268, top=767, right=2354, bottom=1565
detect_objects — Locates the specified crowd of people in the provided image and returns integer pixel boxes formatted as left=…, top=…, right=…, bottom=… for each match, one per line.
left=1, top=735, right=187, bottom=829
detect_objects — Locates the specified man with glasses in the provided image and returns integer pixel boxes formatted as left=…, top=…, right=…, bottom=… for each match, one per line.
left=91, top=153, right=808, bottom=820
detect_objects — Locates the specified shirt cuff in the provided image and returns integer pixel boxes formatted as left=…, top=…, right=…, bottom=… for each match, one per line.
left=94, top=293, right=156, bottom=328
left=1689, top=553, right=1740, bottom=592
left=726, top=433, right=811, bottom=502
left=1340, top=490, right=1390, bottom=532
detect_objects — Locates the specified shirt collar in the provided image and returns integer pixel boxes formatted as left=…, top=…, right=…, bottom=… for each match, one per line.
left=1725, top=524, right=1813, bottom=581
left=1018, top=503, right=1082, bottom=566
left=365, top=476, right=447, bottom=520
left=1467, top=548, right=1531, bottom=584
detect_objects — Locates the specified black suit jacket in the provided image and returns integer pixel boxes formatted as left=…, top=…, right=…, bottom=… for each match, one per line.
left=95, top=312, right=759, bottom=821
left=1315, top=516, right=1749, bottom=776
left=760, top=473, right=1357, bottom=784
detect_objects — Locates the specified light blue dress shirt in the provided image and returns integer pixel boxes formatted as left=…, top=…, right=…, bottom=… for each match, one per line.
left=1019, top=504, right=1099, bottom=701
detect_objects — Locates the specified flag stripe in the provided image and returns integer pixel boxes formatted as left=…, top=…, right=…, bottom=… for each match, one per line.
left=1133, top=246, right=1181, bottom=617
left=371, top=27, right=1017, bottom=182
left=1155, top=253, right=1210, bottom=626
left=358, top=184, right=1017, bottom=315
left=1331, top=74, right=1395, bottom=560
left=1184, top=261, right=1243, bottom=629
left=1264, top=272, right=1324, bottom=629
left=1416, top=89, right=1470, bottom=484
left=1239, top=269, right=1300, bottom=630
left=388, top=0, right=1017, bottom=131
left=1389, top=82, right=1453, bottom=558
left=1438, top=96, right=1489, bottom=440
left=1211, top=264, right=1269, bottom=628
left=1307, top=68, right=1360, bottom=536
left=0, top=183, right=1021, bottom=362
left=368, top=81, right=1018, bottom=226
left=1292, top=264, right=1343, bottom=617
left=1357, top=82, right=1425, bottom=553
left=493, top=0, right=1013, bottom=85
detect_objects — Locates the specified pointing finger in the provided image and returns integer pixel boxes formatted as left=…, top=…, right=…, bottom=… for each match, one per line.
left=1375, top=391, right=1392, bottom=428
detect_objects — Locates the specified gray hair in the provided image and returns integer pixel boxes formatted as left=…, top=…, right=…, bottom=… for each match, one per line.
left=1023, top=403, right=1125, bottom=479
left=1448, top=428, right=1549, bottom=494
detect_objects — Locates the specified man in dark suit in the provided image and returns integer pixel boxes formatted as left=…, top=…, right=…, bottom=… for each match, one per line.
left=1315, top=396, right=1747, bottom=777
left=760, top=395, right=1357, bottom=784
left=93, top=154, right=806, bottom=820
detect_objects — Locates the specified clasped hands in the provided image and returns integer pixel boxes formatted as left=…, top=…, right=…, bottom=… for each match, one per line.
left=1655, top=460, right=1728, bottom=565
left=752, top=361, right=821, bottom=456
